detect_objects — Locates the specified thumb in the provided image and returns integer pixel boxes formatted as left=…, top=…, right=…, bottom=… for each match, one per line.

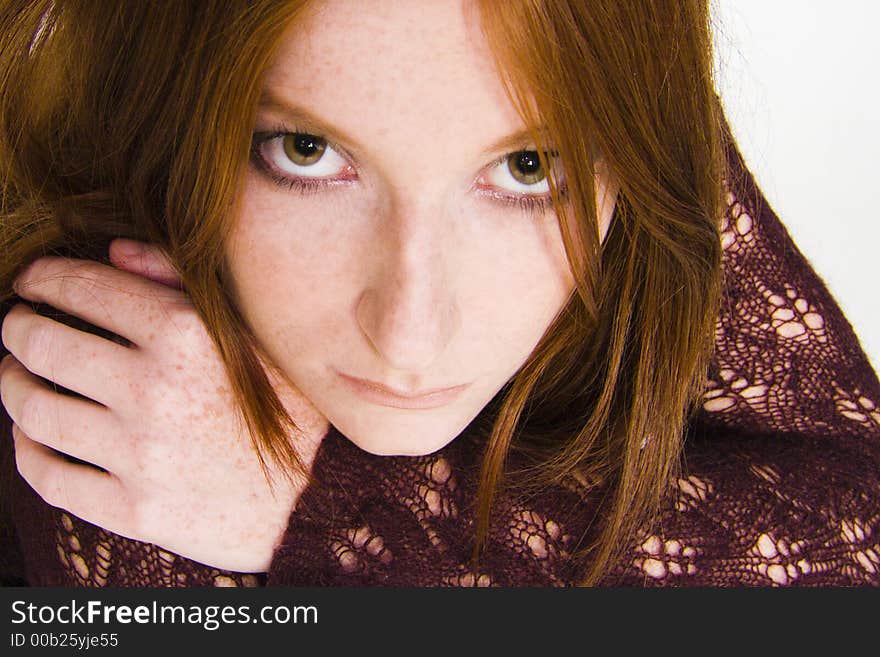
left=108, top=238, right=182, bottom=289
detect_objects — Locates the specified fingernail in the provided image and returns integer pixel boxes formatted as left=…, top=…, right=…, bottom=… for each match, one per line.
left=111, top=238, right=146, bottom=259
left=12, top=259, right=39, bottom=295
left=12, top=271, right=27, bottom=295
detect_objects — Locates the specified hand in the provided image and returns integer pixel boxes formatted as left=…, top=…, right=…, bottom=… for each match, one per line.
left=0, top=239, right=329, bottom=572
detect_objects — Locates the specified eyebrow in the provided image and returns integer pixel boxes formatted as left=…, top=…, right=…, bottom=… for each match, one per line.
left=257, top=88, right=548, bottom=160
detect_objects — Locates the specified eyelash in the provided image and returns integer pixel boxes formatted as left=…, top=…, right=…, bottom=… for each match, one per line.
left=249, top=122, right=567, bottom=219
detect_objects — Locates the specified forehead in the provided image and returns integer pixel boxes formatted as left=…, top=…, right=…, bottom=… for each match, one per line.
left=260, top=0, right=529, bottom=170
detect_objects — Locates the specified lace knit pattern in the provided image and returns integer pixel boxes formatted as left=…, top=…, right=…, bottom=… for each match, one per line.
left=2, top=136, right=878, bottom=587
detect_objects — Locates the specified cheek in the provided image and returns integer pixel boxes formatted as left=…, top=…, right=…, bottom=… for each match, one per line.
left=227, top=175, right=574, bottom=374
left=451, top=212, right=575, bottom=369
left=479, top=215, right=573, bottom=316
left=224, top=180, right=362, bottom=353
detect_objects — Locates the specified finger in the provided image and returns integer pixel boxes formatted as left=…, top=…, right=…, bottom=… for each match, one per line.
left=1, top=356, right=123, bottom=470
left=13, top=256, right=192, bottom=348
left=109, top=239, right=183, bottom=289
left=2, top=303, right=136, bottom=407
left=12, top=423, right=134, bottom=539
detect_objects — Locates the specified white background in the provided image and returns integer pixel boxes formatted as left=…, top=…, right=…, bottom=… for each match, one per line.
left=712, top=0, right=879, bottom=373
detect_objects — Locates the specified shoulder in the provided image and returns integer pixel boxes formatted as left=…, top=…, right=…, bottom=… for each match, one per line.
left=605, top=421, right=880, bottom=586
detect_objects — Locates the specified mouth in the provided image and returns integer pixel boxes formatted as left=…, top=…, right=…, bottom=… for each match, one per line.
left=337, top=372, right=470, bottom=410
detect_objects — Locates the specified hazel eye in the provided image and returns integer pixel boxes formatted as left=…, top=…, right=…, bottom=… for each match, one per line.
left=484, top=149, right=560, bottom=194
left=283, top=133, right=327, bottom=166
left=258, top=131, right=351, bottom=179
left=507, top=151, right=545, bottom=185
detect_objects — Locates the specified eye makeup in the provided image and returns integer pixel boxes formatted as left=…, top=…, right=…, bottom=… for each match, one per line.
left=249, top=122, right=568, bottom=219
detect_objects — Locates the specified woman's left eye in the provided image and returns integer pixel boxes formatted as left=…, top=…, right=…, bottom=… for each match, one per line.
left=480, top=150, right=561, bottom=195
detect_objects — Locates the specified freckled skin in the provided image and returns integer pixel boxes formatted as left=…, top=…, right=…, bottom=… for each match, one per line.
left=2, top=254, right=330, bottom=572
left=0, top=0, right=616, bottom=572
left=227, top=0, right=616, bottom=456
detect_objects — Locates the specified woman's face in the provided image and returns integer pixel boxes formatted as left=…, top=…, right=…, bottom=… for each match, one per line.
left=227, top=0, right=615, bottom=455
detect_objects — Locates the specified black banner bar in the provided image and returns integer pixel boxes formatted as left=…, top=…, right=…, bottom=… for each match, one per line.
left=0, top=586, right=872, bottom=651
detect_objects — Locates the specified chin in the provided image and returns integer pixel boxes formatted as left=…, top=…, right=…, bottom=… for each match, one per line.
left=341, top=429, right=458, bottom=457
left=329, top=412, right=477, bottom=457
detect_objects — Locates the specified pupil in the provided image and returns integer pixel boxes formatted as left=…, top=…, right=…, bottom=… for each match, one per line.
left=294, top=134, right=320, bottom=156
left=517, top=151, right=541, bottom=174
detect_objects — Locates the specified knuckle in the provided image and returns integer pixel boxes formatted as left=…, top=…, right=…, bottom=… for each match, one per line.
left=143, top=297, right=184, bottom=336
left=56, top=265, right=102, bottom=307
left=168, top=307, right=209, bottom=346
left=19, top=257, right=98, bottom=309
left=167, top=302, right=199, bottom=329
left=21, top=317, right=53, bottom=373
left=21, top=256, right=74, bottom=289
left=17, top=390, right=45, bottom=437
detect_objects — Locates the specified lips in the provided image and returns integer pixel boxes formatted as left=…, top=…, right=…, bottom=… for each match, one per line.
left=337, top=372, right=470, bottom=410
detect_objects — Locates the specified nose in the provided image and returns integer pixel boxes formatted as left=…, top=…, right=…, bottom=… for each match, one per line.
left=356, top=200, right=460, bottom=373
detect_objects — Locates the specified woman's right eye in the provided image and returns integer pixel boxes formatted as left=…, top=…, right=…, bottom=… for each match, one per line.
left=251, top=130, right=357, bottom=192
